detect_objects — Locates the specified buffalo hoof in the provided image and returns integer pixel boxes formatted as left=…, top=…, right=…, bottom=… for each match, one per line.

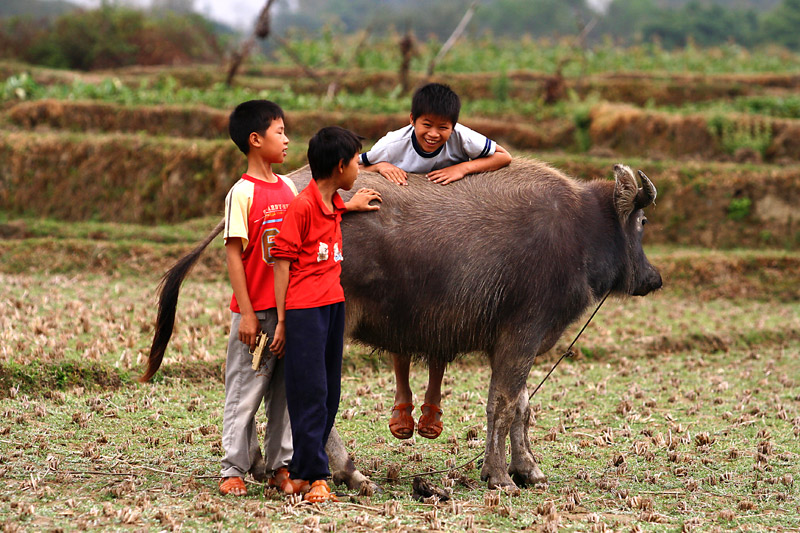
left=480, top=468, right=519, bottom=492
left=510, top=464, right=547, bottom=487
left=332, top=470, right=381, bottom=494
left=249, top=453, right=268, bottom=482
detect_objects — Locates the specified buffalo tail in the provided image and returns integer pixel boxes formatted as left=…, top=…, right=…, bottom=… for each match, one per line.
left=139, top=219, right=225, bottom=382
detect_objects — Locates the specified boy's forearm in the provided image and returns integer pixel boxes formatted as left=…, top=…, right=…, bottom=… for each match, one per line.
left=273, top=259, right=290, bottom=323
left=225, top=241, right=256, bottom=318
left=463, top=145, right=512, bottom=175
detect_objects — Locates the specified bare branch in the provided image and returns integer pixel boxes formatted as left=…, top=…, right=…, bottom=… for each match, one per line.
left=427, top=0, right=479, bottom=77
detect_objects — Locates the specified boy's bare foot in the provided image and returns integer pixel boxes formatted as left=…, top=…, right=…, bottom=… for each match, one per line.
left=219, top=476, right=247, bottom=496
left=389, top=403, right=414, bottom=439
left=417, top=403, right=443, bottom=439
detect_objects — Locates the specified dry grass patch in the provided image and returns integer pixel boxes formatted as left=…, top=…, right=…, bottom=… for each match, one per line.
left=0, top=275, right=797, bottom=530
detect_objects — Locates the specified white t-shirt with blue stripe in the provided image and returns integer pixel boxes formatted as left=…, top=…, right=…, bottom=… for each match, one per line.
left=360, top=123, right=496, bottom=173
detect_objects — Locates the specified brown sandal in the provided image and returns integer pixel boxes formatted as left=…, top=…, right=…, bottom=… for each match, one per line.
left=219, top=476, right=247, bottom=496
left=280, top=476, right=310, bottom=495
left=388, top=402, right=414, bottom=439
left=417, top=403, right=443, bottom=439
left=304, top=480, right=338, bottom=503
left=267, top=467, right=290, bottom=488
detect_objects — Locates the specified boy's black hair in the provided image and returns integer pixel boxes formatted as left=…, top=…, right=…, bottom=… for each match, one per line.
left=229, top=100, right=285, bottom=155
left=307, top=126, right=363, bottom=181
left=411, top=82, right=460, bottom=125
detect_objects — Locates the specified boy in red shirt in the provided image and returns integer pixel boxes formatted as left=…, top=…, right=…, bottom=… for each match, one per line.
left=272, top=126, right=363, bottom=503
left=219, top=100, right=295, bottom=497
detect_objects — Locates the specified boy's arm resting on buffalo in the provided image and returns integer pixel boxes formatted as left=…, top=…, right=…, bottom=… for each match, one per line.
left=360, top=161, right=408, bottom=186
left=225, top=239, right=259, bottom=350
left=271, top=259, right=290, bottom=358
left=427, top=145, right=513, bottom=185
left=344, top=188, right=382, bottom=212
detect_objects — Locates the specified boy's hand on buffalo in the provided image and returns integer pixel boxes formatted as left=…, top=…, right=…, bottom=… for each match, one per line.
left=346, top=188, right=382, bottom=212
left=375, top=162, right=408, bottom=185
left=270, top=321, right=286, bottom=358
left=427, top=166, right=466, bottom=185
left=239, top=312, right=260, bottom=350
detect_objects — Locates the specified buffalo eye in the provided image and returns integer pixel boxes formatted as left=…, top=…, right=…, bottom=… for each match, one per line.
left=641, top=218, right=648, bottom=226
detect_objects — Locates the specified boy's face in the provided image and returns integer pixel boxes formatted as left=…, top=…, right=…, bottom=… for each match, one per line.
left=252, top=118, right=289, bottom=164
left=336, top=154, right=360, bottom=191
left=411, top=113, right=454, bottom=153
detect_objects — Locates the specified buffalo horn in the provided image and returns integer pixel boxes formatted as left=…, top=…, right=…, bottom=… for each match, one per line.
left=634, top=170, right=657, bottom=210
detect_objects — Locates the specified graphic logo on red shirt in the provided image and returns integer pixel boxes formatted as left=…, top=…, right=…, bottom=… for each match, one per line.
left=260, top=209, right=288, bottom=265
left=317, top=242, right=329, bottom=262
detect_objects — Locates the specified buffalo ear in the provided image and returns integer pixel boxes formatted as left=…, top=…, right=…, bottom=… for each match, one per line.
left=613, top=164, right=638, bottom=221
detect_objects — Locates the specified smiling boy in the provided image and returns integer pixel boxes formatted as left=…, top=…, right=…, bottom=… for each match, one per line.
left=359, top=82, right=512, bottom=185
left=359, top=83, right=512, bottom=442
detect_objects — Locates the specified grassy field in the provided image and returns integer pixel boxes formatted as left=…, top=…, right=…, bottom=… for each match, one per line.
left=1, top=38, right=799, bottom=531
left=0, top=262, right=798, bottom=531
left=1, top=249, right=798, bottom=529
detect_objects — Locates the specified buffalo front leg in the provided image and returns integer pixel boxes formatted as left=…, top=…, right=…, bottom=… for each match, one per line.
left=481, top=348, right=535, bottom=490
left=508, top=385, right=546, bottom=486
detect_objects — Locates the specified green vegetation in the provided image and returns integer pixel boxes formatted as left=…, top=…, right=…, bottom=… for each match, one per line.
left=0, top=213, right=222, bottom=244
left=728, top=197, right=754, bottom=221
left=707, top=115, right=773, bottom=156
left=0, top=72, right=562, bottom=122
left=272, top=37, right=800, bottom=75
left=674, top=94, right=800, bottom=119
left=278, top=0, right=800, bottom=50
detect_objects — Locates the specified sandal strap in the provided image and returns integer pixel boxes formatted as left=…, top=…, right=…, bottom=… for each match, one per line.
left=421, top=402, right=442, bottom=414
left=391, top=402, right=414, bottom=411
left=267, top=467, right=290, bottom=487
left=305, top=480, right=337, bottom=503
left=219, top=476, right=246, bottom=495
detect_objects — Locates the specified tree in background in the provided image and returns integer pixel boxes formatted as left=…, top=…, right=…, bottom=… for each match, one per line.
left=592, top=0, right=659, bottom=44
left=476, top=0, right=593, bottom=38
left=3, top=0, right=800, bottom=70
left=641, top=1, right=759, bottom=48
left=761, top=0, right=800, bottom=49
left=0, top=4, right=223, bottom=69
left=151, top=0, right=195, bottom=15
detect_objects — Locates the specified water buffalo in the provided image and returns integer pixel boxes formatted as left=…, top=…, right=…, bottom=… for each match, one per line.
left=143, top=158, right=661, bottom=491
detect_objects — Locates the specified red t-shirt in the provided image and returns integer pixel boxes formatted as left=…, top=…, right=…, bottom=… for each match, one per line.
left=271, top=179, right=347, bottom=310
left=223, top=173, right=297, bottom=313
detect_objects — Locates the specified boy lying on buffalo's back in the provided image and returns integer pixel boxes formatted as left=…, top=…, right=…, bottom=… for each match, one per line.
left=359, top=82, right=512, bottom=442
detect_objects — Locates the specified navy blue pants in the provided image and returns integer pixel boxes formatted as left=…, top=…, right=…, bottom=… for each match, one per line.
left=284, top=302, right=345, bottom=482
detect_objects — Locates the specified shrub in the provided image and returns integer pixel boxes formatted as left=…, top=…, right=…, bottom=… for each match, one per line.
left=0, top=6, right=222, bottom=70
left=727, top=197, right=752, bottom=221
left=707, top=115, right=773, bottom=156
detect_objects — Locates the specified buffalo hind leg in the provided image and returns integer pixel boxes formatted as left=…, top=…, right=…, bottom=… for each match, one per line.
left=326, top=426, right=380, bottom=493
left=480, top=345, right=536, bottom=490
left=508, top=385, right=546, bottom=486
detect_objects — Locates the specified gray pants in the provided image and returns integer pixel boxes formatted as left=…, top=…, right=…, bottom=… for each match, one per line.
left=220, top=310, right=293, bottom=479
